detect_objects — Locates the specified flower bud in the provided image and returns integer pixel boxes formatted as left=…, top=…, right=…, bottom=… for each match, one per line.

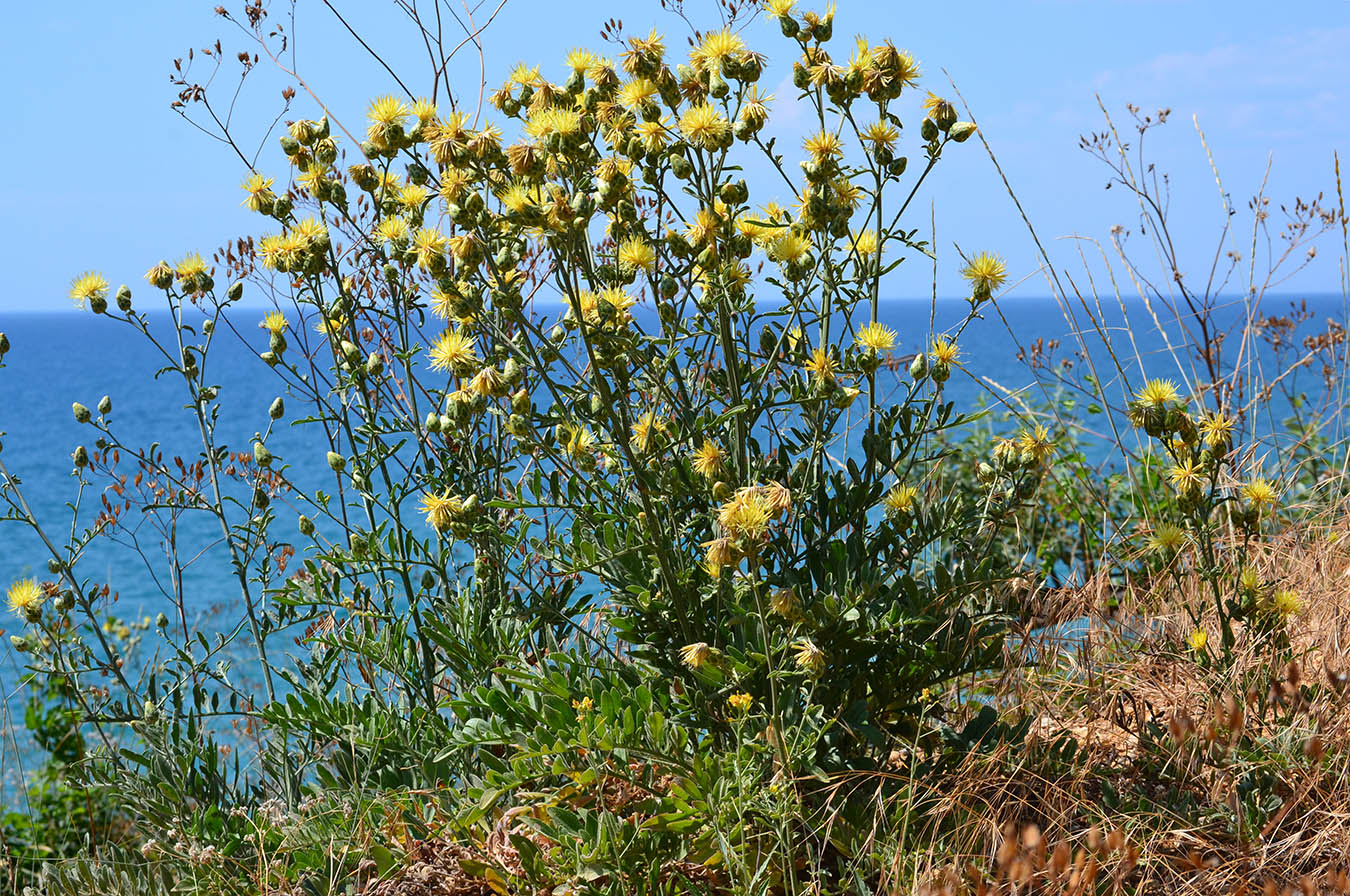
left=340, top=340, right=362, bottom=366
left=298, top=515, right=316, bottom=536
left=921, top=119, right=939, bottom=142
left=0, top=332, right=9, bottom=355
left=54, top=590, right=74, bottom=612
left=253, top=442, right=273, bottom=467
left=72, top=402, right=92, bottom=424
left=270, top=331, right=287, bottom=354
left=147, top=261, right=174, bottom=290
left=268, top=397, right=285, bottom=420
left=10, top=635, right=29, bottom=652
left=156, top=612, right=169, bottom=628
left=425, top=412, right=442, bottom=434
left=47, top=558, right=62, bottom=574
left=261, top=351, right=279, bottom=367
left=931, top=360, right=951, bottom=383
left=365, top=352, right=385, bottom=377
left=253, top=485, right=269, bottom=509
left=326, top=451, right=346, bottom=472
left=227, top=281, right=244, bottom=302
left=97, top=395, right=112, bottom=416
left=948, top=122, right=977, bottom=143
left=115, top=285, right=133, bottom=312
left=73, top=445, right=89, bottom=468
left=89, top=295, right=108, bottom=314
left=909, top=353, right=927, bottom=380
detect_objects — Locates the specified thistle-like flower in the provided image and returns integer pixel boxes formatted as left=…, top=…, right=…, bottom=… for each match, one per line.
left=1135, top=378, right=1181, bottom=409
left=727, top=692, right=754, bottom=713
left=678, top=103, right=730, bottom=149
left=855, top=321, right=896, bottom=353
left=679, top=641, right=714, bottom=669
left=419, top=491, right=463, bottom=533
left=69, top=272, right=110, bottom=310
left=1241, top=477, right=1279, bottom=510
left=6, top=579, right=44, bottom=617
left=428, top=329, right=479, bottom=375
left=793, top=639, right=825, bottom=676
left=883, top=484, right=918, bottom=518
left=691, top=440, right=726, bottom=479
left=961, top=252, right=1007, bottom=296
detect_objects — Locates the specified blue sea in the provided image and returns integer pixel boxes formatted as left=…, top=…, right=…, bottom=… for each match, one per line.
left=1, top=292, right=1345, bottom=802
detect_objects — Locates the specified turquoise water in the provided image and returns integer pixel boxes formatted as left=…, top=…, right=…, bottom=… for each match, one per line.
left=0, top=293, right=1344, bottom=801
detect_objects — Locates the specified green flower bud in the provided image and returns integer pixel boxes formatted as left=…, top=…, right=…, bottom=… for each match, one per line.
left=227, top=281, right=244, bottom=302
left=202, top=319, right=214, bottom=335
left=931, top=360, right=951, bottom=383
left=326, top=451, right=346, bottom=472
left=511, top=389, right=530, bottom=415
left=270, top=331, right=287, bottom=354
left=253, top=485, right=269, bottom=509
left=156, top=612, right=169, bottom=628
left=364, top=352, right=385, bottom=377
left=425, top=412, right=442, bottom=434
left=97, top=395, right=112, bottom=416
left=909, top=353, right=928, bottom=380
left=10, top=635, right=29, bottom=652
left=420, top=569, right=437, bottom=590
left=298, top=515, right=316, bottom=536
left=921, top=118, right=939, bottom=142
left=340, top=340, right=362, bottom=366
left=72, top=402, right=92, bottom=424
left=72, top=445, right=89, bottom=468
left=116, top=285, right=133, bottom=311
left=90, top=295, right=108, bottom=314
left=280, top=135, right=301, bottom=156
left=268, top=397, right=285, bottom=420
left=272, top=195, right=294, bottom=219
left=948, top=122, right=977, bottom=143
left=461, top=494, right=480, bottom=516
left=47, top=558, right=62, bottom=574
left=253, top=442, right=273, bottom=467
left=260, top=351, right=279, bottom=367
left=54, top=591, right=74, bottom=612
left=0, top=332, right=9, bottom=355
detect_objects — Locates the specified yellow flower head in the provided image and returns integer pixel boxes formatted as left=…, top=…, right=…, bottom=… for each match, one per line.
left=803, top=130, right=844, bottom=163
left=804, top=346, right=837, bottom=382
left=259, top=311, right=288, bottom=335
left=679, top=641, right=714, bottom=669
left=691, top=28, right=745, bottom=72
left=717, top=489, right=774, bottom=542
left=1136, top=378, right=1181, bottom=409
left=883, top=484, right=918, bottom=518
left=7, top=579, right=44, bottom=616
left=856, top=321, right=896, bottom=353
left=374, top=216, right=412, bottom=247
left=1017, top=424, right=1055, bottom=466
left=691, top=440, right=726, bottom=479
left=617, top=236, right=656, bottom=274
left=727, top=692, right=754, bottom=713
left=1147, top=522, right=1186, bottom=555
left=851, top=229, right=880, bottom=259
left=635, top=118, right=671, bottom=152
left=1187, top=628, right=1207, bottom=652
left=1268, top=588, right=1303, bottom=621
left=419, top=491, right=463, bottom=533
left=860, top=120, right=900, bottom=151
left=428, top=328, right=478, bottom=375
left=564, top=47, right=597, bottom=73
left=69, top=271, right=109, bottom=309
left=922, top=92, right=954, bottom=121
left=1167, top=457, right=1205, bottom=494
left=793, top=639, right=825, bottom=676
left=468, top=366, right=507, bottom=398
left=931, top=337, right=959, bottom=365
left=630, top=410, right=667, bottom=454
left=678, top=103, right=730, bottom=150
left=241, top=173, right=277, bottom=212
left=961, top=252, right=1007, bottom=295
left=770, top=231, right=812, bottom=265
left=1242, top=477, right=1279, bottom=510
left=617, top=78, right=659, bottom=110
left=1199, top=412, right=1235, bottom=448
left=411, top=97, right=438, bottom=123
left=367, top=95, right=411, bottom=145
left=764, top=0, right=796, bottom=18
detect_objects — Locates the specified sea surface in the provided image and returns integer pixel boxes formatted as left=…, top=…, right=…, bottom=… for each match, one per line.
left=1, top=292, right=1345, bottom=802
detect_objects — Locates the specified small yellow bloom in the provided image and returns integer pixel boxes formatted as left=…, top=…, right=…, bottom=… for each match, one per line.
left=1187, top=628, right=1207, bottom=652
left=769, top=586, right=798, bottom=618
left=69, top=272, right=110, bottom=309
left=617, top=236, right=656, bottom=274
left=883, top=484, right=918, bottom=518
left=1199, top=412, right=1235, bottom=448
left=690, top=28, right=745, bottom=72
left=727, top=692, right=754, bottom=713
left=803, top=130, right=844, bottom=162
left=259, top=311, right=288, bottom=335
left=1136, top=378, right=1181, bottom=409
left=855, top=321, right=896, bottom=353
left=1241, top=478, right=1279, bottom=510
left=678, top=103, right=730, bottom=149
left=241, top=173, right=276, bottom=212
left=804, top=346, right=837, bottom=383
left=1167, top=457, right=1205, bottom=494
left=1017, top=424, right=1055, bottom=466
left=679, top=641, right=714, bottom=669
left=7, top=579, right=44, bottom=616
left=419, top=491, right=463, bottom=533
left=1147, top=522, right=1186, bottom=555
left=850, top=229, right=880, bottom=259
left=691, top=440, right=726, bottom=478
left=718, top=489, right=774, bottom=541
left=930, top=337, right=959, bottom=365
left=428, top=329, right=478, bottom=375
left=1268, top=588, right=1303, bottom=620
left=960, top=252, right=1007, bottom=295
left=793, top=639, right=825, bottom=676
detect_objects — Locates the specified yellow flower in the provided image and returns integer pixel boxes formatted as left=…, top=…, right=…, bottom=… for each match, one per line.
left=7, top=580, right=44, bottom=616
left=617, top=236, right=656, bottom=273
left=69, top=272, right=109, bottom=309
left=703, top=536, right=736, bottom=572
left=468, top=366, right=507, bottom=398
left=961, top=252, right=1007, bottom=295
left=564, top=48, right=597, bottom=72
left=769, top=587, right=798, bottom=618
left=803, top=346, right=837, bottom=383
left=930, top=337, right=959, bottom=365
left=366, top=95, right=411, bottom=147
left=397, top=183, right=431, bottom=210
left=691, top=28, right=745, bottom=72
left=630, top=410, right=667, bottom=454
left=922, top=92, right=954, bottom=121
left=691, top=440, right=726, bottom=479
left=859, top=120, right=900, bottom=151
left=764, top=0, right=795, bottom=18
left=1017, top=424, right=1055, bottom=466
left=1187, top=628, right=1207, bottom=652
left=241, top=173, right=276, bottom=212
left=1136, top=378, right=1181, bottom=409
left=850, top=229, right=880, bottom=258
left=678, top=103, right=730, bottom=149
left=855, top=321, right=896, bottom=353
left=727, top=692, right=754, bottom=713
left=718, top=489, right=774, bottom=541
left=1242, top=478, right=1279, bottom=510
left=419, top=491, right=463, bottom=533
left=374, top=216, right=412, bottom=246
left=679, top=642, right=714, bottom=669
left=1199, top=412, right=1235, bottom=448
left=175, top=253, right=209, bottom=283
left=617, top=78, right=659, bottom=109
left=803, top=130, right=844, bottom=162
left=793, top=639, right=825, bottom=676
left=259, top=311, right=288, bottom=335
left=1268, top=588, right=1303, bottom=620
left=428, top=329, right=478, bottom=374
left=572, top=696, right=594, bottom=715
left=1167, top=457, right=1205, bottom=494
left=770, top=231, right=812, bottom=265
left=411, top=97, right=438, bottom=123
left=1147, top=522, right=1186, bottom=555
left=883, top=484, right=918, bottom=518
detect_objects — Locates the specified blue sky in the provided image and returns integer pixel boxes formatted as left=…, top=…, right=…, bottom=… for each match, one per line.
left=1, top=0, right=1347, bottom=313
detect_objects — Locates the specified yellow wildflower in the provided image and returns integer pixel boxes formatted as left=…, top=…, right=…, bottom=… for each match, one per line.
left=69, top=272, right=109, bottom=309
left=7, top=580, right=44, bottom=617
left=856, top=321, right=896, bottom=353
